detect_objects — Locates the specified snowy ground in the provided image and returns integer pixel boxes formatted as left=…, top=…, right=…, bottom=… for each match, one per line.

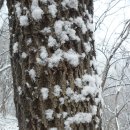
left=0, top=114, right=18, bottom=130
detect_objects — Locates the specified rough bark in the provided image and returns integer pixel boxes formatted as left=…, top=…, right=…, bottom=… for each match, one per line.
left=7, top=0, right=102, bottom=130
left=0, top=0, right=4, bottom=9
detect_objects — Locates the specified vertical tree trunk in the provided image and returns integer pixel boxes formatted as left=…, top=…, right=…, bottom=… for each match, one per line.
left=7, top=0, right=102, bottom=130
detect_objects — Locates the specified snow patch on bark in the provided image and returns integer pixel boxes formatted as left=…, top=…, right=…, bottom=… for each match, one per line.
left=13, top=42, right=18, bottom=53
left=49, top=128, right=57, bottom=130
left=64, top=112, right=92, bottom=130
left=74, top=17, right=87, bottom=34
left=62, top=0, right=78, bottom=10
left=20, top=15, right=29, bottom=26
left=45, top=109, right=54, bottom=121
left=28, top=69, right=36, bottom=81
left=48, top=49, right=63, bottom=68
left=53, top=85, right=62, bottom=97
left=15, top=2, right=21, bottom=18
left=48, top=4, right=57, bottom=18
left=48, top=36, right=58, bottom=47
left=31, top=0, right=44, bottom=20
left=21, top=52, right=27, bottom=59
left=64, top=49, right=80, bottom=67
left=41, top=88, right=49, bottom=100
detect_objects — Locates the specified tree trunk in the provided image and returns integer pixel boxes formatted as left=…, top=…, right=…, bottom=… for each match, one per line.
left=0, top=0, right=4, bottom=9
left=7, top=0, right=102, bottom=130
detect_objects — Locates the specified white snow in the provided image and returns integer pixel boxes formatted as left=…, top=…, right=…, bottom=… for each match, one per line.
left=64, top=49, right=80, bottom=67
left=37, top=46, right=48, bottom=65
left=91, top=105, right=97, bottom=115
left=54, top=20, right=80, bottom=44
left=48, top=36, right=57, bottom=47
left=49, top=128, right=58, bottom=130
left=0, top=115, right=18, bottom=130
left=15, top=2, right=21, bottom=18
left=53, top=85, right=61, bottom=97
left=64, top=112, right=92, bottom=129
left=45, top=109, right=54, bottom=121
left=54, top=20, right=69, bottom=43
left=48, top=49, right=63, bottom=68
left=84, top=10, right=94, bottom=32
left=26, top=38, right=32, bottom=45
left=48, top=4, right=57, bottom=18
left=57, top=113, right=62, bottom=118
left=81, top=85, right=97, bottom=97
left=74, top=78, right=82, bottom=88
left=95, top=98, right=101, bottom=105
left=26, top=82, right=31, bottom=88
left=31, top=0, right=44, bottom=20
left=54, top=20, right=64, bottom=35
left=67, top=28, right=80, bottom=41
left=17, top=86, right=22, bottom=95
left=62, top=112, right=68, bottom=118
left=82, top=74, right=95, bottom=85
left=19, top=15, right=29, bottom=26
left=40, top=0, right=47, bottom=3
left=59, top=97, right=65, bottom=105
left=65, top=73, right=101, bottom=103
left=74, top=17, right=87, bottom=34
left=13, top=42, right=18, bottom=53
left=84, top=42, right=91, bottom=53
left=66, top=87, right=74, bottom=97
left=66, top=87, right=86, bottom=103
left=21, top=52, right=27, bottom=59
left=87, top=22, right=94, bottom=32
left=62, top=0, right=78, bottom=10
left=41, top=88, right=49, bottom=100
left=64, top=21, right=80, bottom=41
left=28, top=69, right=36, bottom=81
left=40, top=27, right=51, bottom=34
left=40, top=46, right=48, bottom=61
left=70, top=92, right=86, bottom=103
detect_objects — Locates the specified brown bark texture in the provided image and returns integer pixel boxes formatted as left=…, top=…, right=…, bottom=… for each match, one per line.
left=7, top=0, right=102, bottom=130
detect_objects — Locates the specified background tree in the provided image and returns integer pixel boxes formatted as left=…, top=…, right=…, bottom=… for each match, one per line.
left=6, top=0, right=102, bottom=130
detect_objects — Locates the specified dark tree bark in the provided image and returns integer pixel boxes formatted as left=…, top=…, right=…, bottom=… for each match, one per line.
left=7, top=0, right=102, bottom=130
left=0, top=0, right=4, bottom=9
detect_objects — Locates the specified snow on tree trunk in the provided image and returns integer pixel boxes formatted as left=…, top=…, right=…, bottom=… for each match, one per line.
left=7, top=0, right=102, bottom=130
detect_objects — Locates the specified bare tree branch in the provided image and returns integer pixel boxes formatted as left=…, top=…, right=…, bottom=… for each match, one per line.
left=101, top=21, right=130, bottom=89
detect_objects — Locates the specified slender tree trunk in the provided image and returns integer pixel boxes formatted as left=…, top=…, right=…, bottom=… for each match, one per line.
left=7, top=0, right=102, bottom=130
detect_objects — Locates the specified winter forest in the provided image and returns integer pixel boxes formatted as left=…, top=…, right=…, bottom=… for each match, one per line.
left=0, top=0, right=130, bottom=130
